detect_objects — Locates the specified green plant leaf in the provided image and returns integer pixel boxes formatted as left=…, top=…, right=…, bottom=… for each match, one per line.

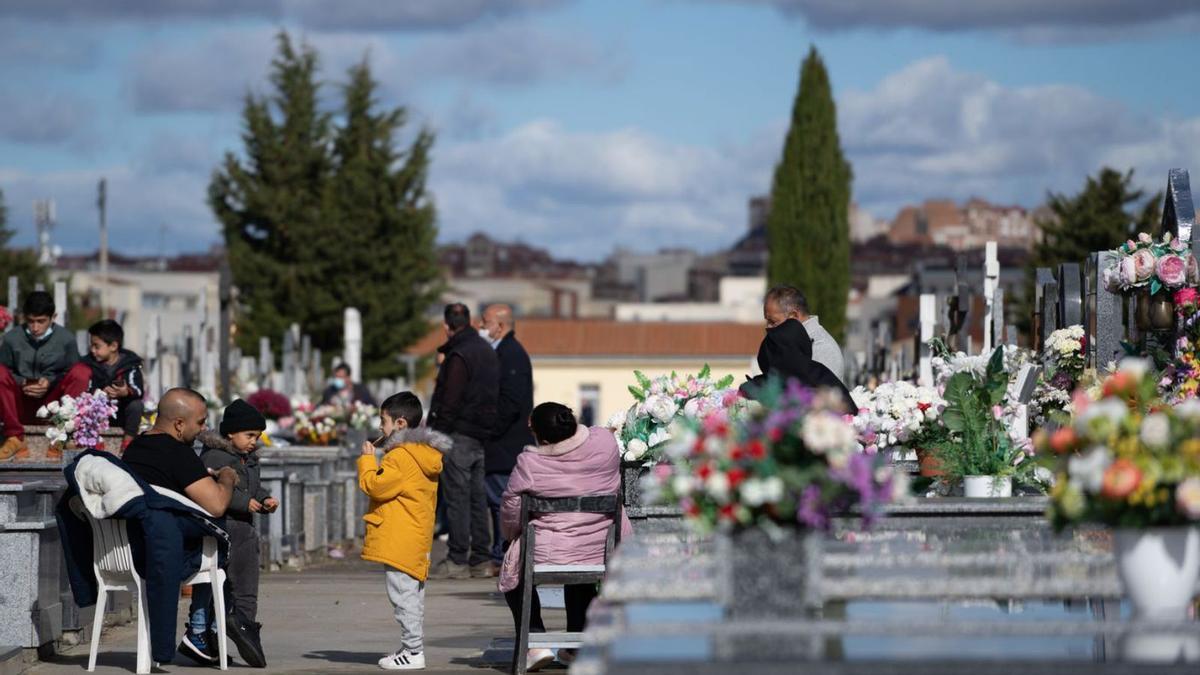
left=634, top=370, right=652, bottom=391
left=699, top=364, right=712, bottom=380
left=628, top=385, right=646, bottom=402
left=1151, top=278, right=1162, bottom=295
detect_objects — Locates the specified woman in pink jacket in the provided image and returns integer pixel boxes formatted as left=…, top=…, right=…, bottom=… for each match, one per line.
left=499, top=402, right=633, bottom=671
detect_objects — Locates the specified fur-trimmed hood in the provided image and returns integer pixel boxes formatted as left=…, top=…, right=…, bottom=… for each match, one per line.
left=197, top=430, right=254, bottom=458
left=378, top=427, right=453, bottom=454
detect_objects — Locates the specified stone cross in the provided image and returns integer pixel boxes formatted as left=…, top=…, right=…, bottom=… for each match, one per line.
left=918, top=293, right=936, bottom=387
left=992, top=288, right=1005, bottom=348
left=1162, top=168, right=1196, bottom=250
left=1010, top=363, right=1041, bottom=442
left=258, top=336, right=272, bottom=380
left=218, top=257, right=233, bottom=401
left=145, top=314, right=162, bottom=400
left=982, top=242, right=1000, bottom=353
left=54, top=280, right=68, bottom=327
left=1035, top=268, right=1058, bottom=349
left=947, top=257, right=970, bottom=353
left=282, top=328, right=297, bottom=397
left=343, top=308, right=363, bottom=383
left=5, top=276, right=16, bottom=330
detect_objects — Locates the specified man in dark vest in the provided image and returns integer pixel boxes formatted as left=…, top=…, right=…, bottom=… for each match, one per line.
left=428, top=303, right=500, bottom=579
left=739, top=286, right=857, bottom=412
left=480, top=303, right=534, bottom=576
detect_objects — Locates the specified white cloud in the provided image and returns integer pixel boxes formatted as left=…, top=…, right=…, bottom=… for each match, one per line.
left=710, top=0, right=1200, bottom=35
left=837, top=56, right=1200, bottom=218
left=0, top=87, right=91, bottom=144
left=284, top=0, right=565, bottom=32
left=430, top=119, right=769, bottom=259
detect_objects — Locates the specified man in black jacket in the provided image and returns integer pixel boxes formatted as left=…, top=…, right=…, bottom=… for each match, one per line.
left=480, top=304, right=534, bottom=575
left=427, top=303, right=500, bottom=580
left=739, top=286, right=857, bottom=412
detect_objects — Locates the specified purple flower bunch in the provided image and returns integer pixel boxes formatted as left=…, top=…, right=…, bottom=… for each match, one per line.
left=72, top=391, right=119, bottom=449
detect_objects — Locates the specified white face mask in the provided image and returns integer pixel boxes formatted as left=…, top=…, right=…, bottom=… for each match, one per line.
left=479, top=328, right=501, bottom=349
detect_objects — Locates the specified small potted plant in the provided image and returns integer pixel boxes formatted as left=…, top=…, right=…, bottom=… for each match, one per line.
left=851, top=380, right=947, bottom=476
left=929, top=347, right=1036, bottom=497
left=1040, top=359, right=1200, bottom=661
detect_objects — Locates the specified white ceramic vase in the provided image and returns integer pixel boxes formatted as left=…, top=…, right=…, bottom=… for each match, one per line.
left=1114, top=527, right=1200, bottom=663
left=963, top=475, right=1012, bottom=498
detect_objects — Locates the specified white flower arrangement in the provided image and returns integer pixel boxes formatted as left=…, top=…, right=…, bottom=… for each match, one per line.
left=611, top=365, right=737, bottom=463
left=850, top=380, right=946, bottom=454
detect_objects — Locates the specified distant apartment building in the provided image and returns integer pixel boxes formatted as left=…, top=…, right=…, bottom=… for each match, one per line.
left=438, top=233, right=612, bottom=318
left=52, top=249, right=222, bottom=354
left=888, top=197, right=1042, bottom=251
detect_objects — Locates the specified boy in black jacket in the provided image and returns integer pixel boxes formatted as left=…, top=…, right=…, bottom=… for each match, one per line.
left=84, top=320, right=145, bottom=448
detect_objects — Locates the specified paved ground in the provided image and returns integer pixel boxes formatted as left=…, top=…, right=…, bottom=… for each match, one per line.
left=32, top=544, right=553, bottom=675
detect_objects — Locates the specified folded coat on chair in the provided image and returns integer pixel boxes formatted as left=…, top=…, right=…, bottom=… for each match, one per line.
left=55, top=449, right=230, bottom=663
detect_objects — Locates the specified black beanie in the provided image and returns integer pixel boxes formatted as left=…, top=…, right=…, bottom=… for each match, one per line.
left=220, top=398, right=267, bottom=436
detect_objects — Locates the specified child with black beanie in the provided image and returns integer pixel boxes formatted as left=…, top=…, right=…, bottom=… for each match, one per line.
left=179, top=399, right=277, bottom=668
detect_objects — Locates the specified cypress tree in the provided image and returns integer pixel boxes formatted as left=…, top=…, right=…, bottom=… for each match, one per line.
left=327, top=61, right=442, bottom=379
left=766, top=46, right=852, bottom=342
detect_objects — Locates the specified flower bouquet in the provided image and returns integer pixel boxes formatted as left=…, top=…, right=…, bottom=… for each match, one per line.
left=1031, top=325, right=1086, bottom=427
left=246, top=388, right=292, bottom=420
left=1103, top=231, right=1199, bottom=295
left=37, top=391, right=119, bottom=450
left=1165, top=287, right=1200, bottom=400
left=649, top=377, right=902, bottom=533
left=1039, top=359, right=1200, bottom=640
left=346, top=401, right=380, bottom=431
left=292, top=404, right=340, bottom=445
left=850, top=381, right=947, bottom=467
left=608, top=365, right=736, bottom=464
left=0, top=305, right=11, bottom=332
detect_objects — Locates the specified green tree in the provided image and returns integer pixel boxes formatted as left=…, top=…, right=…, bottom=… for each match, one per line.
left=210, top=33, right=443, bottom=379
left=324, top=61, right=442, bottom=379
left=1021, top=168, right=1161, bottom=334
left=766, top=46, right=853, bottom=342
left=0, top=187, right=49, bottom=309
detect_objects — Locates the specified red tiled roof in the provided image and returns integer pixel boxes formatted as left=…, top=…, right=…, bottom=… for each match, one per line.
left=407, top=320, right=763, bottom=358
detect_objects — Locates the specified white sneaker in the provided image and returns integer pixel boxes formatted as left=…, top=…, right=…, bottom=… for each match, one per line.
left=526, top=648, right=555, bottom=672
left=378, top=648, right=425, bottom=670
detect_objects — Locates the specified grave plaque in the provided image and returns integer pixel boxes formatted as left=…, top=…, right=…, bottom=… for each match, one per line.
left=1036, top=268, right=1058, bottom=349
left=1093, top=250, right=1124, bottom=368
left=1058, top=263, right=1082, bottom=327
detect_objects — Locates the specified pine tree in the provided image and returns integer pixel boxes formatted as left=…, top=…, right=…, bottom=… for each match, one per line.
left=0, top=187, right=48, bottom=306
left=766, top=46, right=853, bottom=342
left=210, top=33, right=443, bottom=377
left=1019, top=167, right=1160, bottom=335
left=210, top=32, right=335, bottom=358
left=326, top=61, right=442, bottom=379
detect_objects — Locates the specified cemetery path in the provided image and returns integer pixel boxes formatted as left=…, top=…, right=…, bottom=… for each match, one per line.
left=33, top=545, right=521, bottom=675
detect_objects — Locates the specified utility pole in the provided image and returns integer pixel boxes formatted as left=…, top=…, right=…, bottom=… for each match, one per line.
left=98, top=179, right=108, bottom=317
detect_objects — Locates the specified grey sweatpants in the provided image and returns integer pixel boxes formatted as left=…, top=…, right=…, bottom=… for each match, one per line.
left=385, top=568, right=426, bottom=652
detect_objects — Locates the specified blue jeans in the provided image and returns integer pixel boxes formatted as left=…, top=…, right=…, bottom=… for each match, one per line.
left=484, top=472, right=510, bottom=564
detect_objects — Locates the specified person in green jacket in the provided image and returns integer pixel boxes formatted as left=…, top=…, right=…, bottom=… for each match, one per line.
left=0, top=291, right=90, bottom=461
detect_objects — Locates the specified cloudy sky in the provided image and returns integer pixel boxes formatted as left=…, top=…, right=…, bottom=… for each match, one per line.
left=2, top=0, right=1199, bottom=261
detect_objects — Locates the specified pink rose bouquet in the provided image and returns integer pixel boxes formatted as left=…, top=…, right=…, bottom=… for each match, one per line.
left=0, top=305, right=10, bottom=332
left=1104, top=231, right=1199, bottom=295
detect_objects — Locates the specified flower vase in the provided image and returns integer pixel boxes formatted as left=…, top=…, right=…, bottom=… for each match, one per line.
left=916, top=448, right=943, bottom=478
left=1114, top=527, right=1200, bottom=663
left=963, top=475, right=1012, bottom=498
left=1135, top=290, right=1176, bottom=332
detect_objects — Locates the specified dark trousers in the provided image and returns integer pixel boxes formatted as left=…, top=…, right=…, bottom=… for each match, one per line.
left=0, top=362, right=91, bottom=439
left=484, top=472, right=510, bottom=564
left=504, top=581, right=598, bottom=634
left=443, top=434, right=491, bottom=566
left=116, top=398, right=146, bottom=437
left=189, top=519, right=260, bottom=629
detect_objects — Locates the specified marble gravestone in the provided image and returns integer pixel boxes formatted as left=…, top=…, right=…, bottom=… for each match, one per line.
left=1036, top=267, right=1058, bottom=350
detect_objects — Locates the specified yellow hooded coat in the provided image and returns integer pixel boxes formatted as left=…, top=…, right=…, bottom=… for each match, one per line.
left=357, top=427, right=449, bottom=581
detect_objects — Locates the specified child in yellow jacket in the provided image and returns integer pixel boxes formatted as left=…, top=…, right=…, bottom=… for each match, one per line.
left=358, top=392, right=449, bottom=671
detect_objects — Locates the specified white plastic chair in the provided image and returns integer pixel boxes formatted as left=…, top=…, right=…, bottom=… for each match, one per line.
left=84, top=512, right=228, bottom=673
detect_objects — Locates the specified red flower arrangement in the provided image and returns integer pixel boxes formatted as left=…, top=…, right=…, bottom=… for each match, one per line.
left=245, top=389, right=292, bottom=420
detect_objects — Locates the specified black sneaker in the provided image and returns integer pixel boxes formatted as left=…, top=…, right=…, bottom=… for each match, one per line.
left=177, top=631, right=218, bottom=664
left=226, top=612, right=267, bottom=668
